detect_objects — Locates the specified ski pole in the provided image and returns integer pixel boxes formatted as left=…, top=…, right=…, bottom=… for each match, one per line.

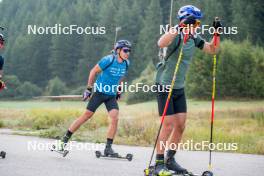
left=158, top=0, right=174, bottom=61
left=114, top=27, right=122, bottom=48
left=209, top=33, right=218, bottom=169
left=169, top=0, right=174, bottom=28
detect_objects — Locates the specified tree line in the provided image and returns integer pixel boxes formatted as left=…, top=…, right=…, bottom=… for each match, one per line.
left=0, top=0, right=263, bottom=100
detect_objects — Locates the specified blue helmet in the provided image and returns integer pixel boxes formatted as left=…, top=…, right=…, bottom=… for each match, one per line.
left=114, top=40, right=131, bottom=50
left=177, top=5, right=203, bottom=21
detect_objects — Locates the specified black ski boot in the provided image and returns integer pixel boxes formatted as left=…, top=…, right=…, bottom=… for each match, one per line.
left=104, top=146, right=118, bottom=157
left=166, top=157, right=188, bottom=174
left=154, top=160, right=172, bottom=176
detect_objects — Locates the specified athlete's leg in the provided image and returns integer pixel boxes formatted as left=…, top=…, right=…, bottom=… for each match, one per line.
left=69, top=110, right=94, bottom=133
left=104, top=96, right=119, bottom=155
left=61, top=92, right=104, bottom=144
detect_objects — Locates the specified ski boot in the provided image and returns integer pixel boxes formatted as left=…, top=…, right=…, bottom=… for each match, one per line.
left=104, top=146, right=118, bottom=157
left=51, top=140, right=69, bottom=157
left=154, top=160, right=172, bottom=176
left=165, top=157, right=188, bottom=175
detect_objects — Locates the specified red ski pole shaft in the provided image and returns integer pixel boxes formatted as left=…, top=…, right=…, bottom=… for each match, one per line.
left=209, top=33, right=218, bottom=169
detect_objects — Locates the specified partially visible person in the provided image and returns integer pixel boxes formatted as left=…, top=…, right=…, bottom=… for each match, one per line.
left=0, top=32, right=6, bottom=90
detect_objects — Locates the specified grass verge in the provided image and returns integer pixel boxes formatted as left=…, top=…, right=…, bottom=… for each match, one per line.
left=0, top=100, right=263, bottom=154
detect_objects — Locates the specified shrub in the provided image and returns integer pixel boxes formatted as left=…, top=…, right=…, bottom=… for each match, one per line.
left=125, top=63, right=156, bottom=104
left=186, top=40, right=264, bottom=99
left=18, top=81, right=42, bottom=99
left=46, top=77, right=67, bottom=96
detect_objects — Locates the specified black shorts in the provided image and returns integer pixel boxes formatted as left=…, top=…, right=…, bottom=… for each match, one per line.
left=87, top=92, right=119, bottom=112
left=156, top=86, right=187, bottom=116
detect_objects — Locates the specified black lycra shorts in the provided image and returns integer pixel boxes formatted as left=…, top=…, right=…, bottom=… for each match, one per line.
left=87, top=92, right=119, bottom=112
left=156, top=85, right=187, bottom=116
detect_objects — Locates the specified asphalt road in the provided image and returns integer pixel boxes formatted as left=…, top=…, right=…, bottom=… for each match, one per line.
left=0, top=134, right=264, bottom=176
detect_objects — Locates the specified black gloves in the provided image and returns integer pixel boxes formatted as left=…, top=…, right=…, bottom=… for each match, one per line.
left=212, top=17, right=223, bottom=36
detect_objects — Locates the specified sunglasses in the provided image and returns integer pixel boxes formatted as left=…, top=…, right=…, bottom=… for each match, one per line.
left=122, top=48, right=131, bottom=53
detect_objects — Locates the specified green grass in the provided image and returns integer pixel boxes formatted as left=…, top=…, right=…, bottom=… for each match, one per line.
left=0, top=100, right=86, bottom=109
left=0, top=100, right=263, bottom=154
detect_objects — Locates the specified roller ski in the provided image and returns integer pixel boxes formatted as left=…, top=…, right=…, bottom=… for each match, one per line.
left=144, top=165, right=213, bottom=176
left=144, top=166, right=212, bottom=176
left=95, top=146, right=133, bottom=161
left=50, top=140, right=69, bottom=157
left=144, top=157, right=213, bottom=176
left=0, top=151, right=6, bottom=159
left=144, top=160, right=188, bottom=176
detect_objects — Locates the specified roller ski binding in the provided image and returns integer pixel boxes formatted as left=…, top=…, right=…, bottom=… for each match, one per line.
left=0, top=151, right=6, bottom=159
left=95, top=146, right=133, bottom=161
left=144, top=162, right=172, bottom=176
left=50, top=140, right=69, bottom=157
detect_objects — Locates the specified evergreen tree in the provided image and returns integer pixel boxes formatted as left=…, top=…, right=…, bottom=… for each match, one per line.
left=134, top=0, right=162, bottom=76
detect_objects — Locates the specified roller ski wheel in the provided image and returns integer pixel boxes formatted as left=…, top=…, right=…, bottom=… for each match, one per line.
left=0, top=151, right=6, bottom=159
left=202, top=171, right=213, bottom=176
left=95, top=151, right=101, bottom=158
left=126, top=153, right=133, bottom=161
left=50, top=144, right=69, bottom=157
left=144, top=166, right=155, bottom=176
left=95, top=150, right=133, bottom=161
